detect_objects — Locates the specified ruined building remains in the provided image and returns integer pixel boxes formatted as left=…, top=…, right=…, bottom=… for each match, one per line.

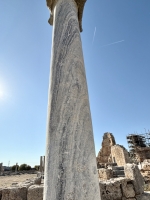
left=111, top=145, right=132, bottom=166
left=97, top=132, right=132, bottom=168
left=97, top=132, right=116, bottom=165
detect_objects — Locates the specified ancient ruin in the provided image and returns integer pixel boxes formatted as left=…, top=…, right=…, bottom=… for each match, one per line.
left=96, top=132, right=150, bottom=199
left=44, top=0, right=100, bottom=199
left=1, top=131, right=150, bottom=199
left=39, top=156, right=45, bottom=175
left=111, top=145, right=132, bottom=166
left=97, top=132, right=116, bottom=166
left=0, top=163, right=4, bottom=175
left=0, top=162, right=150, bottom=200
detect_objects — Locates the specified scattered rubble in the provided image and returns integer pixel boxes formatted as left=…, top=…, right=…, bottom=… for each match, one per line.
left=99, top=164, right=150, bottom=200
left=96, top=132, right=150, bottom=199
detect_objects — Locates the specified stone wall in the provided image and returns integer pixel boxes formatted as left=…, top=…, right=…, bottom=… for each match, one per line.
left=111, top=145, right=132, bottom=166
left=0, top=177, right=42, bottom=200
left=97, top=132, right=116, bottom=164
left=99, top=177, right=150, bottom=200
left=99, top=163, right=150, bottom=200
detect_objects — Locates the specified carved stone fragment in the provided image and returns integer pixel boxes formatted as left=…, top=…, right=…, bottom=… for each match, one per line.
left=46, top=0, right=86, bottom=31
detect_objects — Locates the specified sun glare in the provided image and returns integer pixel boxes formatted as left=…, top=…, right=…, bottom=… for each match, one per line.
left=0, top=88, right=4, bottom=99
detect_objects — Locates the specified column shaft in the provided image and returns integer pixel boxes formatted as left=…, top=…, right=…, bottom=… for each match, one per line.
left=44, top=0, right=100, bottom=199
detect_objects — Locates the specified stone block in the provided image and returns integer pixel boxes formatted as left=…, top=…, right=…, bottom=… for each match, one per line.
left=37, top=172, right=41, bottom=178
left=1, top=187, right=27, bottom=200
left=142, top=163, right=150, bottom=171
left=99, top=179, right=122, bottom=200
left=98, top=168, right=113, bottom=180
left=124, top=163, right=144, bottom=195
left=27, top=185, right=43, bottom=200
left=33, top=177, right=41, bottom=185
left=121, top=179, right=135, bottom=198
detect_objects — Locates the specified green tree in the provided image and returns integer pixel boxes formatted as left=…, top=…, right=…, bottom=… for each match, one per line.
left=26, top=165, right=31, bottom=170
left=19, top=164, right=31, bottom=171
left=11, top=164, right=19, bottom=171
left=34, top=165, right=40, bottom=170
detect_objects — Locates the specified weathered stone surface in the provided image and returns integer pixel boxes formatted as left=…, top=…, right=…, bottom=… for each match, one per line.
left=121, top=183, right=135, bottom=198
left=144, top=182, right=150, bottom=191
left=44, top=0, right=100, bottom=199
left=33, top=177, right=41, bottom=185
left=143, top=159, right=150, bottom=163
left=97, top=132, right=116, bottom=165
left=123, top=198, right=136, bottom=200
left=1, top=187, right=27, bottom=200
left=124, top=164, right=144, bottom=195
left=37, top=172, right=42, bottom=178
left=99, top=179, right=122, bottom=200
left=0, top=188, right=2, bottom=200
left=111, top=145, right=132, bottom=167
left=27, top=185, right=43, bottom=200
left=19, top=182, right=34, bottom=189
left=46, top=0, right=86, bottom=31
left=98, top=169, right=113, bottom=180
left=136, top=192, right=150, bottom=200
left=112, top=178, right=135, bottom=199
left=142, top=163, right=150, bottom=171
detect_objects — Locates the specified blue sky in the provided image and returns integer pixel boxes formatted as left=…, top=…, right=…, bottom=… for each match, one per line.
left=0, top=0, right=150, bottom=167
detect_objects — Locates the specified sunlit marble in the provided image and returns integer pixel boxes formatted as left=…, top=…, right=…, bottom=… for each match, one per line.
left=44, top=0, right=101, bottom=199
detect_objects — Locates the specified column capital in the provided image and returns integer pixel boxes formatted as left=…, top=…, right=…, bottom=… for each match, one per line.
left=46, top=0, right=86, bottom=32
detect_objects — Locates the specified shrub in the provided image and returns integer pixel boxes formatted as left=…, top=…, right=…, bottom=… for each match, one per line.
left=19, top=164, right=31, bottom=171
left=26, top=165, right=31, bottom=170
left=34, top=165, right=40, bottom=171
left=11, top=165, right=19, bottom=171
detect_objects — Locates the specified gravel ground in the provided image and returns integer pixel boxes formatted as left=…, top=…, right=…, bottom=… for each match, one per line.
left=0, top=174, right=37, bottom=188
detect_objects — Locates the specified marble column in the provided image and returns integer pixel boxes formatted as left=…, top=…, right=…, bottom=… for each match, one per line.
left=0, top=163, right=3, bottom=175
left=40, top=156, right=42, bottom=173
left=15, top=163, right=18, bottom=173
left=44, top=0, right=101, bottom=199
